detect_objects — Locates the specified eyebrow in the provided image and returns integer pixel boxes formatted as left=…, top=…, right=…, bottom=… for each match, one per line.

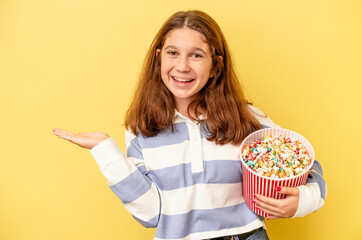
left=163, top=45, right=208, bottom=55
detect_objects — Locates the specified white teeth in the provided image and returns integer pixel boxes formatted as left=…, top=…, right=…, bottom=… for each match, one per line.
left=173, top=77, right=193, bottom=82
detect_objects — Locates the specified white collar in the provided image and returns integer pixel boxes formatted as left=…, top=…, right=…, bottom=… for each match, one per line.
left=174, top=109, right=207, bottom=124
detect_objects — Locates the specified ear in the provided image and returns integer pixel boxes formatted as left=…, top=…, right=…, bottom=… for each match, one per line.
left=209, top=55, right=223, bottom=78
left=156, top=49, right=161, bottom=57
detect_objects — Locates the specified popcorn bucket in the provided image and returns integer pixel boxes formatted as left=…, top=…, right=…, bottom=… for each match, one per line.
left=240, top=128, right=315, bottom=217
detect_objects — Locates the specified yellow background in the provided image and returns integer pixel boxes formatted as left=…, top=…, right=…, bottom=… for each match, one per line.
left=1, top=0, right=361, bottom=239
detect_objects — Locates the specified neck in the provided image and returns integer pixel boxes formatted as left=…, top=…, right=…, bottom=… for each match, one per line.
left=176, top=102, right=192, bottom=119
left=175, top=99, right=204, bottom=120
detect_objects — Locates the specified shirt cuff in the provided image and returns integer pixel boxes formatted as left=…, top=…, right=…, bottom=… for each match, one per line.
left=292, top=185, right=315, bottom=218
left=89, top=138, right=123, bottom=170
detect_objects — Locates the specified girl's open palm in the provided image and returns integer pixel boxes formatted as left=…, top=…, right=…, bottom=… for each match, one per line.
left=53, top=128, right=109, bottom=149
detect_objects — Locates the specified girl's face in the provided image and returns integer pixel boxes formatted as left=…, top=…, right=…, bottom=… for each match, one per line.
left=158, top=28, right=214, bottom=111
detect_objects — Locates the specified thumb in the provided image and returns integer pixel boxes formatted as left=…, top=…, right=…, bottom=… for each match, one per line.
left=277, top=186, right=299, bottom=196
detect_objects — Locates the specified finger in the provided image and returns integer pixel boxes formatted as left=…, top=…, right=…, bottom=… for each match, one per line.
left=254, top=194, right=280, bottom=206
left=256, top=205, right=282, bottom=219
left=53, top=128, right=72, bottom=136
left=254, top=198, right=281, bottom=216
left=53, top=128, right=82, bottom=141
left=277, top=186, right=299, bottom=196
left=254, top=200, right=286, bottom=218
left=53, top=128, right=63, bottom=136
left=53, top=129, right=76, bottom=142
left=265, top=214, right=279, bottom=220
left=77, top=132, right=91, bottom=137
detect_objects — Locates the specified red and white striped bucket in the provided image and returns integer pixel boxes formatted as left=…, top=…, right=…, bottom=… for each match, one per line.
left=240, top=128, right=315, bottom=217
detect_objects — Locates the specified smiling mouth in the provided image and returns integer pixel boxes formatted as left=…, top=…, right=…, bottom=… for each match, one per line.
left=172, top=76, right=195, bottom=83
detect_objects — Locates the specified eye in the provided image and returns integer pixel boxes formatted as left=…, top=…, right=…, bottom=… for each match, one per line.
left=192, top=53, right=203, bottom=58
left=167, top=50, right=178, bottom=56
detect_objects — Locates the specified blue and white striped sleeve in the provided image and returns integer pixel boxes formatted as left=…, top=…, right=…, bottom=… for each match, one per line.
left=293, top=160, right=327, bottom=217
left=89, top=131, right=161, bottom=228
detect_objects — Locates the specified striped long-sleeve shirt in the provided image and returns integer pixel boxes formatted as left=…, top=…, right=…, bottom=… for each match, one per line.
left=90, top=106, right=327, bottom=240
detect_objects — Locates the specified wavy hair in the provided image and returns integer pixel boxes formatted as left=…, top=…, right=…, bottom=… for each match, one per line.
left=125, top=10, right=261, bottom=145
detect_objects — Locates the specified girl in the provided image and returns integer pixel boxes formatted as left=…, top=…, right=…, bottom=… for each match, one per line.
left=53, top=10, right=326, bottom=240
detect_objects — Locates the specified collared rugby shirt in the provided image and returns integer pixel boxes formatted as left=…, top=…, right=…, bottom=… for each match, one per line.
left=90, top=106, right=326, bottom=240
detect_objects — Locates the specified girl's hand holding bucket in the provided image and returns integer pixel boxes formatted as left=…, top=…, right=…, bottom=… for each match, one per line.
left=253, top=186, right=300, bottom=219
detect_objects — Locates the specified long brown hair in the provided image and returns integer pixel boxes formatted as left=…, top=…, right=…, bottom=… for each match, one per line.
left=125, top=10, right=261, bottom=145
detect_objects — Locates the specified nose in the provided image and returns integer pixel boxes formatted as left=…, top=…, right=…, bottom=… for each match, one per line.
left=176, top=56, right=191, bottom=72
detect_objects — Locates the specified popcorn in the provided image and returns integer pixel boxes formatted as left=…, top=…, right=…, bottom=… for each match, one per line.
left=241, top=135, right=311, bottom=178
